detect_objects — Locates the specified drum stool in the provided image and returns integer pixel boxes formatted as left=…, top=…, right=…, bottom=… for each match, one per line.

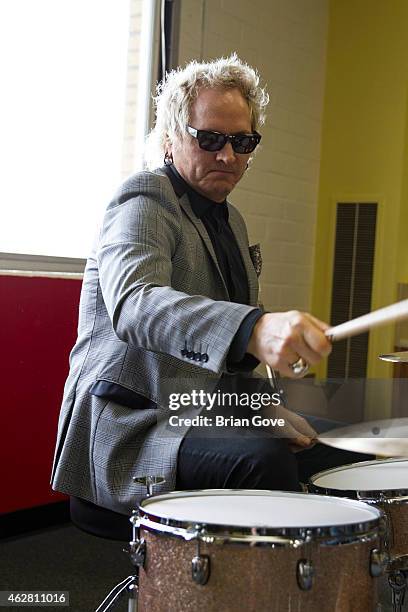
left=70, top=497, right=138, bottom=612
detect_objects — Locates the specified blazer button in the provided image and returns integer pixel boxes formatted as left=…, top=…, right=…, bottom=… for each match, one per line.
left=187, top=351, right=194, bottom=359
left=193, top=352, right=201, bottom=361
left=201, top=353, right=209, bottom=362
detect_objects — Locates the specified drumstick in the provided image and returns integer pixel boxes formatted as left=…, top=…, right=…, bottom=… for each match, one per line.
left=325, top=298, right=408, bottom=342
left=266, top=364, right=276, bottom=386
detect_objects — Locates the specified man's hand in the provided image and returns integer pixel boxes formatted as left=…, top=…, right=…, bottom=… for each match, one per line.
left=247, top=311, right=332, bottom=377
left=275, top=404, right=317, bottom=452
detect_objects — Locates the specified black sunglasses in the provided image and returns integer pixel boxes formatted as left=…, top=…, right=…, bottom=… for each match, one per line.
left=186, top=125, right=261, bottom=154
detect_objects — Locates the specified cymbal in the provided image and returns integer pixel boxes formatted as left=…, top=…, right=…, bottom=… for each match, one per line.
left=317, top=418, right=408, bottom=457
left=379, top=351, right=408, bottom=363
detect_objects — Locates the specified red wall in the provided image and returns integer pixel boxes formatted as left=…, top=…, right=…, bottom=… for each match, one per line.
left=0, top=275, right=82, bottom=514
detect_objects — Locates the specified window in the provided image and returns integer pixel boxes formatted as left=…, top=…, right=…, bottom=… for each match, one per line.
left=0, top=0, right=157, bottom=260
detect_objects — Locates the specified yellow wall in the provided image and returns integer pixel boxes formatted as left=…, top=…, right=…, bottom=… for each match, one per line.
left=398, top=93, right=408, bottom=283
left=312, top=0, right=408, bottom=381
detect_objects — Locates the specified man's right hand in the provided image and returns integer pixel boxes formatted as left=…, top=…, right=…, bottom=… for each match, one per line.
left=247, top=311, right=332, bottom=377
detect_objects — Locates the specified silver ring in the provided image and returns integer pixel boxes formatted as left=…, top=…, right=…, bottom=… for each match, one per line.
left=290, top=357, right=309, bottom=377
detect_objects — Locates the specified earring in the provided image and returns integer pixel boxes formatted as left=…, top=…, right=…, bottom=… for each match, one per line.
left=164, top=152, right=173, bottom=166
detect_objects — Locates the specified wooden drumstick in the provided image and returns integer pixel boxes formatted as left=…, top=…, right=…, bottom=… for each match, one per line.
left=325, top=298, right=408, bottom=342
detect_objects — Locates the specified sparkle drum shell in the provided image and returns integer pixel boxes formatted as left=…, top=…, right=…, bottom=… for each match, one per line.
left=309, top=458, right=408, bottom=559
left=135, top=489, right=381, bottom=612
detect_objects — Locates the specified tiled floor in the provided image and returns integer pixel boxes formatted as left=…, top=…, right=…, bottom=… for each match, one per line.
left=0, top=524, right=131, bottom=612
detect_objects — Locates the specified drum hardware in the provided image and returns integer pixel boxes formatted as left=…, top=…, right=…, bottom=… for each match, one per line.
left=386, top=558, right=408, bottom=612
left=379, top=504, right=394, bottom=555
left=191, top=539, right=211, bottom=585
left=94, top=574, right=139, bottom=612
left=360, top=500, right=394, bottom=557
left=388, top=570, right=407, bottom=612
left=126, top=532, right=146, bottom=568
left=295, top=530, right=314, bottom=591
left=94, top=476, right=165, bottom=612
left=125, top=474, right=167, bottom=569
left=370, top=548, right=390, bottom=578
left=133, top=475, right=166, bottom=497
left=125, top=476, right=167, bottom=567
left=296, top=559, right=315, bottom=591
left=388, top=556, right=408, bottom=573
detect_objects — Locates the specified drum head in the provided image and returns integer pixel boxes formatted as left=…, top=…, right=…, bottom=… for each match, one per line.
left=311, top=458, right=408, bottom=493
left=140, top=489, right=379, bottom=529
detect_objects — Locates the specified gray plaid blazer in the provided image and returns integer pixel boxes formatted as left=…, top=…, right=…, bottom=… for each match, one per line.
left=51, top=168, right=259, bottom=514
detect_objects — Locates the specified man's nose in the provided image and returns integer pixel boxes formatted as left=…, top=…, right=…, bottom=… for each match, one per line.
left=215, top=141, right=236, bottom=163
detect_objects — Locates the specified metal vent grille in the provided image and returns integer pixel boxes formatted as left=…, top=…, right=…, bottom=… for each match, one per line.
left=328, top=203, right=377, bottom=378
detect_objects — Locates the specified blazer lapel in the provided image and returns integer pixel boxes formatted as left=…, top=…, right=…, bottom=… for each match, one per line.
left=227, top=203, right=259, bottom=307
left=178, top=194, right=230, bottom=298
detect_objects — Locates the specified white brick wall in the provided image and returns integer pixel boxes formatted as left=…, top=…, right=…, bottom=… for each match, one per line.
left=177, top=0, right=329, bottom=312
left=121, top=0, right=144, bottom=179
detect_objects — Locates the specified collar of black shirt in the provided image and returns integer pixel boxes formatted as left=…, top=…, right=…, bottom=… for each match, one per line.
left=163, top=164, right=229, bottom=222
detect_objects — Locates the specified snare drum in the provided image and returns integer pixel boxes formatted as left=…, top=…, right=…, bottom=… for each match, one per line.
left=309, top=458, right=408, bottom=559
left=133, top=489, right=382, bottom=611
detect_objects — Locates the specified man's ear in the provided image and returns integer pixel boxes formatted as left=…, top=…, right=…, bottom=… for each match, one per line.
left=165, top=135, right=173, bottom=155
left=164, top=138, right=174, bottom=165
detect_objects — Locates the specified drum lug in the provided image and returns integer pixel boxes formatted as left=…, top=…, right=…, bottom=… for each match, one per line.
left=127, top=538, right=146, bottom=568
left=296, top=559, right=314, bottom=591
left=191, top=539, right=210, bottom=585
left=370, top=548, right=389, bottom=577
left=126, top=510, right=145, bottom=568
left=191, top=554, right=210, bottom=585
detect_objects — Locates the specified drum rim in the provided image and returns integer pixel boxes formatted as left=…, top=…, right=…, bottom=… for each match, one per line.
left=309, top=457, right=408, bottom=501
left=136, top=489, right=381, bottom=546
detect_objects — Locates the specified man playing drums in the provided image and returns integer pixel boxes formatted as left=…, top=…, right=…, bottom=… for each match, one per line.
left=52, top=55, right=368, bottom=538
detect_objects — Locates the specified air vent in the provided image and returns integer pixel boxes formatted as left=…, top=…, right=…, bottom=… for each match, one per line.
left=328, top=203, right=377, bottom=378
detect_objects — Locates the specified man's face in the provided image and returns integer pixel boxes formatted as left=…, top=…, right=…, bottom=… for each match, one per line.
left=169, top=87, right=253, bottom=202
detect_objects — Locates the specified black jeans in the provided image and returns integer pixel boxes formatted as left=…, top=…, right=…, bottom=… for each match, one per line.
left=72, top=415, right=372, bottom=542
left=176, top=414, right=372, bottom=491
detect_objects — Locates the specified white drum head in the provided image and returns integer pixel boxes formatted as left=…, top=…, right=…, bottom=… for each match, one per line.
left=141, top=489, right=379, bottom=528
left=312, top=458, right=408, bottom=491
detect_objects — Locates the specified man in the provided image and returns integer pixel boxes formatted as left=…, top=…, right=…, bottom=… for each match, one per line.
left=52, top=55, right=365, bottom=539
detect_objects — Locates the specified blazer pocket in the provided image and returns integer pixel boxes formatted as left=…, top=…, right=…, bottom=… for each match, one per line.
left=89, top=380, right=157, bottom=410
